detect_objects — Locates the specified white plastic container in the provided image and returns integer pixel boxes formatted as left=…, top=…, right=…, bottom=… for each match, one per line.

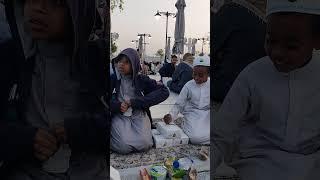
left=149, top=165, right=167, bottom=180
left=172, top=131, right=189, bottom=146
left=156, top=121, right=182, bottom=139
left=110, top=166, right=121, bottom=180
left=152, top=133, right=174, bottom=148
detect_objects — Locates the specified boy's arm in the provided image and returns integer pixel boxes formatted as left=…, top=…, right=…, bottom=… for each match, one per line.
left=213, top=72, right=251, bottom=173
left=64, top=97, right=109, bottom=152
left=109, top=75, right=121, bottom=113
left=0, top=122, right=37, bottom=162
left=0, top=40, right=38, bottom=163
left=110, top=98, right=121, bottom=113
left=130, top=76, right=169, bottom=109
left=169, top=84, right=189, bottom=120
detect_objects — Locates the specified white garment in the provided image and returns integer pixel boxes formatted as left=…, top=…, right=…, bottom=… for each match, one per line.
left=170, top=79, right=210, bottom=144
left=213, top=52, right=320, bottom=180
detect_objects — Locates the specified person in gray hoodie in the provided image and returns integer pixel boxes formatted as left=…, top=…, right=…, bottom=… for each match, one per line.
left=3, top=0, right=109, bottom=179
left=110, top=48, right=169, bottom=154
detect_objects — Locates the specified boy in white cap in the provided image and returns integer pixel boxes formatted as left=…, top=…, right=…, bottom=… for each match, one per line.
left=213, top=0, right=320, bottom=179
left=163, top=56, right=210, bottom=145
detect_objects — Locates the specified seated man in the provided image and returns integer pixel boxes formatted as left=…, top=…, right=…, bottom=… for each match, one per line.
left=167, top=53, right=194, bottom=94
left=159, top=55, right=178, bottom=78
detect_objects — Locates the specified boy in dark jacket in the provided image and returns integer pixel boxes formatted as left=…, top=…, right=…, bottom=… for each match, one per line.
left=3, top=0, right=109, bottom=179
left=110, top=48, right=169, bottom=154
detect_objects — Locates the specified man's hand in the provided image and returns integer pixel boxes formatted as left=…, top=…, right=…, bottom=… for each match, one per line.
left=120, top=102, right=129, bottom=113
left=163, top=114, right=172, bottom=124
left=34, top=129, right=58, bottom=161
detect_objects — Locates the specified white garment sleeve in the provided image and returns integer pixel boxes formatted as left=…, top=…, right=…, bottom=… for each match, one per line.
left=213, top=71, right=251, bottom=173
left=169, top=84, right=189, bottom=120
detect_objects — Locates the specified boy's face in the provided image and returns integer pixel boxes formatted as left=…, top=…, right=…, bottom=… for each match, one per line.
left=265, top=13, right=320, bottom=73
left=171, top=57, right=178, bottom=65
left=193, top=66, right=209, bottom=84
left=24, top=0, right=68, bottom=40
left=117, top=57, right=132, bottom=75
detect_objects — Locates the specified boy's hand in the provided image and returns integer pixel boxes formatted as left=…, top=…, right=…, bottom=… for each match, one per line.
left=163, top=114, right=172, bottom=124
left=53, top=126, right=67, bottom=144
left=34, top=129, right=58, bottom=161
left=120, top=102, right=129, bottom=112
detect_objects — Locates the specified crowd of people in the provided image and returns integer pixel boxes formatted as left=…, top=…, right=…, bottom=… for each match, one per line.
left=110, top=49, right=211, bottom=154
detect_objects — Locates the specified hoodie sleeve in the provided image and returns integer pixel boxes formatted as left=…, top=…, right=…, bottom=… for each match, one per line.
left=109, top=75, right=122, bottom=114
left=0, top=122, right=37, bottom=163
left=130, top=75, right=169, bottom=109
left=64, top=97, right=109, bottom=152
left=0, top=40, right=38, bottom=163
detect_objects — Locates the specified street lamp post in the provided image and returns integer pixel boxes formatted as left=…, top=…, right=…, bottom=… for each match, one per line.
left=197, top=37, right=208, bottom=55
left=137, top=33, right=152, bottom=63
left=154, top=10, right=175, bottom=63
left=131, top=40, right=139, bottom=49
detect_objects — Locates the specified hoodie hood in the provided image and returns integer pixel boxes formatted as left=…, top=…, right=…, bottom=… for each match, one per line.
left=5, top=0, right=100, bottom=68
left=114, top=48, right=141, bottom=80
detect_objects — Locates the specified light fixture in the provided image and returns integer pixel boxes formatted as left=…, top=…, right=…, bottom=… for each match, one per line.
left=148, top=35, right=152, bottom=39
left=154, top=11, right=161, bottom=20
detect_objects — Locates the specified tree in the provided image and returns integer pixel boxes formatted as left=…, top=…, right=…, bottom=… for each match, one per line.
left=156, top=49, right=164, bottom=59
left=111, top=0, right=124, bottom=11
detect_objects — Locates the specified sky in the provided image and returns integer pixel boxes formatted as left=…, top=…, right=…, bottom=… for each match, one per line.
left=111, top=0, right=210, bottom=56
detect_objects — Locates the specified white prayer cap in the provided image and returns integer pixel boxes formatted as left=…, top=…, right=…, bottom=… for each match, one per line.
left=193, top=55, right=210, bottom=67
left=267, top=0, right=320, bottom=16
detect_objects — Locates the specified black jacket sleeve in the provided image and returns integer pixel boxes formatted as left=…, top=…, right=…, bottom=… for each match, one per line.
left=131, top=75, right=169, bottom=109
left=64, top=39, right=110, bottom=153
left=0, top=40, right=37, bottom=163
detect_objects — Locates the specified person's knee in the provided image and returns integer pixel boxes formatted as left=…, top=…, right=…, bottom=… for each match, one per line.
left=189, top=134, right=210, bottom=145
left=111, top=137, right=132, bottom=154
left=137, top=137, right=153, bottom=151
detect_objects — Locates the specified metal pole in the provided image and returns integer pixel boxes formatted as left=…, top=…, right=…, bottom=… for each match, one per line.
left=164, top=12, right=169, bottom=63
left=202, top=39, right=204, bottom=55
left=144, top=35, right=146, bottom=62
